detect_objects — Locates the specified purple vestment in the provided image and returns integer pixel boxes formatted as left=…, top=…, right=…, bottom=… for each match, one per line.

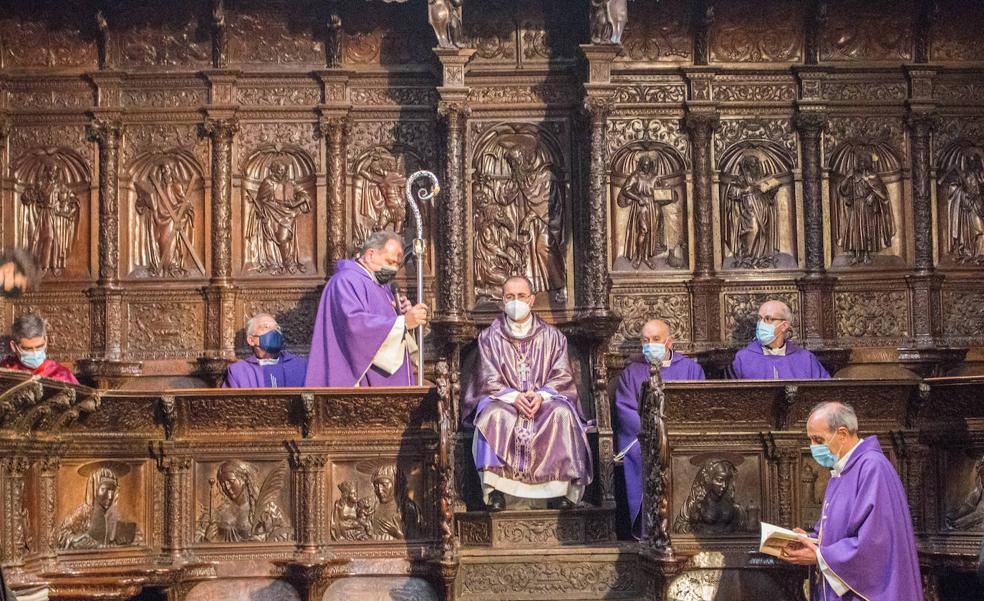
left=730, top=340, right=830, bottom=380
left=811, top=436, right=923, bottom=601
left=463, top=315, right=592, bottom=502
left=615, top=354, right=705, bottom=537
left=223, top=351, right=308, bottom=388
left=305, top=259, right=414, bottom=387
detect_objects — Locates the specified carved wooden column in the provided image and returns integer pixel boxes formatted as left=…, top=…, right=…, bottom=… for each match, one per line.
left=0, top=457, right=29, bottom=572
left=795, top=111, right=837, bottom=345
left=434, top=48, right=474, bottom=323
left=319, top=113, right=350, bottom=274
left=684, top=110, right=722, bottom=350
left=160, top=455, right=194, bottom=564
left=289, top=447, right=328, bottom=557
left=37, top=456, right=60, bottom=569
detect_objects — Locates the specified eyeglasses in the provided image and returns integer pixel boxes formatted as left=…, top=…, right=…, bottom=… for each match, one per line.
left=758, top=315, right=787, bottom=325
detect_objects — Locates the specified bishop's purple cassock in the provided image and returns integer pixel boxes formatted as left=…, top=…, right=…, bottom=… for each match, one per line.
left=305, top=259, right=414, bottom=387
left=223, top=351, right=308, bottom=388
left=730, top=340, right=830, bottom=380
left=615, top=353, right=705, bottom=537
left=463, top=315, right=592, bottom=504
left=811, top=436, right=923, bottom=601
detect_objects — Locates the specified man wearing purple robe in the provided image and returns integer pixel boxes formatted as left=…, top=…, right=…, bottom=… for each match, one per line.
left=305, top=231, right=429, bottom=387
left=782, top=402, right=924, bottom=601
left=730, top=299, right=830, bottom=380
left=463, top=276, right=592, bottom=511
left=224, top=313, right=307, bottom=388
left=615, top=319, right=704, bottom=538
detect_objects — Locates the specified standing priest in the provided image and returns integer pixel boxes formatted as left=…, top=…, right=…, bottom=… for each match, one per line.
left=463, top=275, right=592, bottom=511
left=305, top=231, right=429, bottom=387
left=615, top=318, right=704, bottom=537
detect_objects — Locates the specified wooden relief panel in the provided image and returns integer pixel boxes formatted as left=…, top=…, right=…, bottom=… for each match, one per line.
left=463, top=0, right=517, bottom=65
left=0, top=8, right=96, bottom=69
left=339, top=1, right=433, bottom=66
left=670, top=452, right=762, bottom=536
left=709, top=0, right=804, bottom=64
left=227, top=0, right=322, bottom=67
left=516, top=0, right=581, bottom=64
left=616, top=0, right=691, bottom=63
left=937, top=141, right=984, bottom=266
left=819, top=0, right=914, bottom=62
left=609, top=291, right=691, bottom=352
left=610, top=142, right=689, bottom=272
left=471, top=122, right=571, bottom=305
left=12, top=296, right=91, bottom=362
left=55, top=460, right=146, bottom=551
left=723, top=290, right=799, bottom=345
left=109, top=2, right=210, bottom=69
left=237, top=290, right=320, bottom=353
left=126, top=299, right=205, bottom=360
left=942, top=289, right=984, bottom=342
left=13, top=148, right=92, bottom=281
left=330, top=459, right=425, bottom=542
left=717, top=140, right=798, bottom=270
left=834, top=289, right=909, bottom=342
left=240, top=146, right=316, bottom=276
left=942, top=449, right=984, bottom=533
left=124, top=150, right=207, bottom=279
left=351, top=145, right=428, bottom=256
left=195, top=459, right=293, bottom=543
left=931, top=0, right=984, bottom=63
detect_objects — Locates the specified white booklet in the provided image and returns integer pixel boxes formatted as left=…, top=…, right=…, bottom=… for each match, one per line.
left=759, top=521, right=818, bottom=558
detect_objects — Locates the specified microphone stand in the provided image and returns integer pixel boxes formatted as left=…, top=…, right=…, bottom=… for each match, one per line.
left=404, top=171, right=440, bottom=386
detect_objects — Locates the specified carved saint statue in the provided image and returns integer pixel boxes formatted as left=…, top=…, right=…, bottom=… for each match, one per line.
left=673, top=458, right=746, bottom=535
left=197, top=460, right=290, bottom=543
left=428, top=0, right=463, bottom=49
left=944, top=153, right=984, bottom=264
left=945, top=457, right=984, bottom=532
left=723, top=155, right=780, bottom=269
left=367, top=464, right=420, bottom=541
left=836, top=152, right=895, bottom=265
left=331, top=480, right=371, bottom=541
left=355, top=147, right=409, bottom=245
left=590, top=0, right=629, bottom=45
left=617, top=155, right=675, bottom=269
left=57, top=463, right=140, bottom=550
left=135, top=162, right=198, bottom=277
left=327, top=11, right=343, bottom=67
left=20, top=164, right=80, bottom=275
left=246, top=159, right=311, bottom=274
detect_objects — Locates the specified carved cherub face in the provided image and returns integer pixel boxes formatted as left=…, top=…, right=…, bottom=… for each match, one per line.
left=96, top=479, right=118, bottom=511
left=373, top=476, right=395, bottom=503
left=218, top=466, right=246, bottom=503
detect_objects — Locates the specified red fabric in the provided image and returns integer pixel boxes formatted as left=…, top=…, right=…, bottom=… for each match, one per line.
left=0, top=355, right=79, bottom=385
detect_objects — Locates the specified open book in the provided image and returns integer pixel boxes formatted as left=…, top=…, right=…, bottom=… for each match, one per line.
left=759, top=521, right=818, bottom=558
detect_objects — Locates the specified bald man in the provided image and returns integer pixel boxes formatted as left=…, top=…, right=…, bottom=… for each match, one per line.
left=730, top=300, right=829, bottom=380
left=615, top=319, right=704, bottom=537
left=224, top=313, right=307, bottom=388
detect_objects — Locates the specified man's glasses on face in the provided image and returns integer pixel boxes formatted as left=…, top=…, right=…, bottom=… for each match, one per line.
left=759, top=315, right=787, bottom=325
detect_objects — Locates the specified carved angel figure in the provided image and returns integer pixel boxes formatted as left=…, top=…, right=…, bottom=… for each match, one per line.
left=945, top=456, right=984, bottom=532
left=197, top=460, right=290, bottom=543
left=617, top=155, right=675, bottom=269
left=673, top=459, right=746, bottom=535
left=135, top=162, right=198, bottom=277
left=20, top=164, right=80, bottom=275
left=944, top=153, right=984, bottom=264
left=57, top=463, right=140, bottom=550
left=836, top=152, right=895, bottom=265
left=332, top=480, right=370, bottom=541
left=246, top=159, right=311, bottom=274
left=724, top=154, right=780, bottom=269
left=428, top=0, right=463, bottom=49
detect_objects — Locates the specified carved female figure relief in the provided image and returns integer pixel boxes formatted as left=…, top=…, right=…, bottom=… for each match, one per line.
left=946, top=456, right=984, bottom=531
left=331, top=481, right=370, bottom=541
left=673, top=458, right=747, bottom=535
left=332, top=463, right=421, bottom=542
left=196, top=460, right=291, bottom=543
left=939, top=144, right=984, bottom=264
left=57, top=462, right=140, bottom=550
left=20, top=164, right=81, bottom=275
left=134, top=160, right=201, bottom=277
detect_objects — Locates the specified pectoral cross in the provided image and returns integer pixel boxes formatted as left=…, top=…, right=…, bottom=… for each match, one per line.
left=517, top=360, right=530, bottom=393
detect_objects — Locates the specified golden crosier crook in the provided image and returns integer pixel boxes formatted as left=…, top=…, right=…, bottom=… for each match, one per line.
left=404, top=171, right=440, bottom=386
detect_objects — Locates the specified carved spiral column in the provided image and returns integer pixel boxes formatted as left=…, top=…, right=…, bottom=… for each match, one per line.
left=0, top=457, right=29, bottom=570
left=436, top=100, right=469, bottom=320
left=684, top=112, right=722, bottom=349
left=37, top=456, right=60, bottom=567
left=290, top=451, right=328, bottom=555
left=775, top=448, right=798, bottom=527
left=320, top=116, right=349, bottom=274
left=583, top=96, right=614, bottom=312
left=160, top=456, right=194, bottom=563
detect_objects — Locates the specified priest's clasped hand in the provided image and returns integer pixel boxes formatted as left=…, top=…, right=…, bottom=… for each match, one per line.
left=781, top=527, right=819, bottom=566
left=515, top=390, right=543, bottom=419
left=404, top=302, right=429, bottom=329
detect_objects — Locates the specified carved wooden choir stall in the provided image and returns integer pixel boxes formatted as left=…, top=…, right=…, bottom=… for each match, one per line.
left=0, top=0, right=983, bottom=600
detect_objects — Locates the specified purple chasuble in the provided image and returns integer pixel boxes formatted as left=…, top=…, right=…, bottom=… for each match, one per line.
left=730, top=340, right=830, bottom=380
left=463, top=315, right=593, bottom=500
left=305, top=259, right=413, bottom=387
left=615, top=355, right=705, bottom=537
left=811, top=436, right=923, bottom=601
left=223, top=351, right=308, bottom=388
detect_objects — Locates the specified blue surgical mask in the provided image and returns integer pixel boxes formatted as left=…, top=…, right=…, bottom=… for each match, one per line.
left=642, top=342, right=666, bottom=365
left=257, top=330, right=284, bottom=355
left=810, top=436, right=841, bottom=469
left=18, top=348, right=46, bottom=370
left=756, top=321, right=777, bottom=346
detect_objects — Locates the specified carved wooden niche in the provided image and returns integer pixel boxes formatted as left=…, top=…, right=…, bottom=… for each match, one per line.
left=471, top=123, right=571, bottom=306
left=108, top=1, right=210, bottom=70
left=239, top=145, right=316, bottom=277
left=330, top=459, right=425, bottom=543
left=13, top=149, right=92, bottom=280
left=718, top=142, right=797, bottom=270
left=936, top=140, right=984, bottom=267
left=942, top=449, right=984, bottom=533
left=827, top=141, right=906, bottom=269
left=55, top=460, right=147, bottom=552
left=350, top=144, right=432, bottom=277
left=194, top=459, right=293, bottom=544
left=670, top=451, right=762, bottom=537
left=610, top=142, right=689, bottom=272
left=123, top=150, right=207, bottom=279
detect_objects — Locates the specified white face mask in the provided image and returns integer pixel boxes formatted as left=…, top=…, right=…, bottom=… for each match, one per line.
left=504, top=300, right=531, bottom=321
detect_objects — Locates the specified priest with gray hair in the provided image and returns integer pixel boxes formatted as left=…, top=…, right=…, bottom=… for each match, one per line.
left=729, top=299, right=829, bottom=379
left=224, top=313, right=307, bottom=388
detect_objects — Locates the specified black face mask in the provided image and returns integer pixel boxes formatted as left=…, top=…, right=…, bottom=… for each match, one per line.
left=374, top=265, right=398, bottom=285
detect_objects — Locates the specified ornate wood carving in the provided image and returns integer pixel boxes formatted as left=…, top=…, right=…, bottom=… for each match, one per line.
left=88, top=119, right=123, bottom=285
left=709, top=0, right=804, bottom=63
left=684, top=112, right=720, bottom=278
left=203, top=117, right=238, bottom=283
left=584, top=96, right=614, bottom=310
